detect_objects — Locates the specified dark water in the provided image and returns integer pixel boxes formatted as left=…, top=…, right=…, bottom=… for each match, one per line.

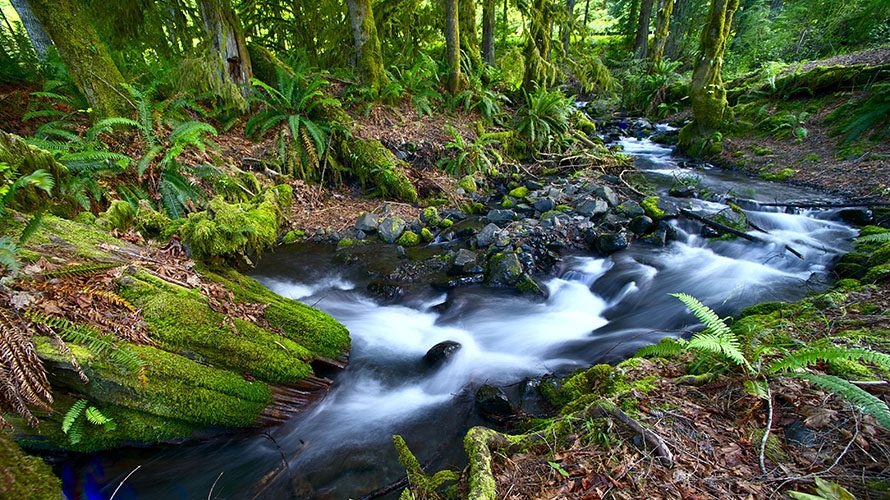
left=62, top=131, right=856, bottom=499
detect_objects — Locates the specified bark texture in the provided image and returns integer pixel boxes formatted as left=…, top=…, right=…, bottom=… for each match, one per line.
left=561, top=0, right=576, bottom=55
left=460, top=0, right=481, bottom=68
left=26, top=0, right=128, bottom=118
left=198, top=0, right=253, bottom=93
left=633, top=0, right=655, bottom=58
left=664, top=0, right=691, bottom=60
left=9, top=0, right=51, bottom=61
left=522, top=0, right=554, bottom=90
left=347, top=0, right=387, bottom=92
left=651, top=0, right=674, bottom=66
left=482, top=0, right=496, bottom=64
left=445, top=0, right=462, bottom=93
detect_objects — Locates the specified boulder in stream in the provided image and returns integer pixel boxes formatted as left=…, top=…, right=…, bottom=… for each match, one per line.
left=423, top=340, right=462, bottom=367
left=475, top=384, right=515, bottom=422
left=378, top=217, right=406, bottom=243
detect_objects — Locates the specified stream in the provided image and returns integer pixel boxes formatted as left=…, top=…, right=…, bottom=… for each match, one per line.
left=63, top=130, right=857, bottom=499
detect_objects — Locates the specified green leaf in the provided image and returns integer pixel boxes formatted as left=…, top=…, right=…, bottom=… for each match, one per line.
left=547, top=461, right=570, bottom=478
left=62, top=399, right=87, bottom=434
left=792, top=372, right=890, bottom=429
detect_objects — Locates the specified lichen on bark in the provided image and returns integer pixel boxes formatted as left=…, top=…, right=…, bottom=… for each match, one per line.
left=347, top=0, right=388, bottom=94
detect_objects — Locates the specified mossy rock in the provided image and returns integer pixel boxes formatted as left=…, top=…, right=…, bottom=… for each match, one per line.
left=102, top=200, right=135, bottom=232
left=135, top=199, right=172, bottom=237
left=508, top=186, right=529, bottom=199
left=641, top=196, right=666, bottom=219
left=738, top=301, right=797, bottom=318
left=397, top=231, right=421, bottom=247
left=0, top=431, right=61, bottom=499
left=458, top=175, right=478, bottom=193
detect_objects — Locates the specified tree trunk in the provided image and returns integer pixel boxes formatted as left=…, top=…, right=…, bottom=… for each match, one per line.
left=625, top=0, right=640, bottom=47
left=561, top=0, right=576, bottom=55
left=583, top=0, right=590, bottom=28
left=482, top=0, right=496, bottom=64
left=460, top=0, right=481, bottom=68
left=633, top=0, right=654, bottom=59
left=663, top=0, right=690, bottom=60
left=679, top=0, right=740, bottom=150
left=650, top=0, right=674, bottom=67
left=445, top=0, right=462, bottom=93
left=347, top=0, right=387, bottom=93
left=522, top=0, right=553, bottom=90
left=8, top=0, right=51, bottom=62
left=501, top=0, right=509, bottom=45
left=198, top=0, right=252, bottom=101
left=26, top=0, right=128, bottom=118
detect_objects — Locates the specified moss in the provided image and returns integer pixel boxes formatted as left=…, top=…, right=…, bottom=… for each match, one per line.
left=751, top=428, right=788, bottom=463
left=339, top=138, right=417, bottom=202
left=0, top=431, right=61, bottom=499
left=859, top=226, right=889, bottom=237
left=458, top=175, right=478, bottom=193
left=439, top=218, right=454, bottom=228
left=204, top=269, right=350, bottom=359
left=759, top=168, right=796, bottom=181
left=421, top=227, right=434, bottom=242
left=738, top=301, right=797, bottom=318
left=26, top=214, right=129, bottom=261
left=501, top=198, right=515, bottom=208
left=421, top=207, right=441, bottom=226
left=397, top=231, right=422, bottom=247
left=641, top=196, right=665, bottom=219
left=868, top=242, right=890, bottom=267
left=834, top=278, right=862, bottom=291
left=134, top=199, right=171, bottom=237
left=828, top=358, right=872, bottom=379
left=72, top=211, right=96, bottom=225
left=863, top=263, right=890, bottom=284
left=555, top=204, right=571, bottom=212
left=181, top=185, right=291, bottom=261
left=282, top=229, right=305, bottom=244
left=515, top=275, right=543, bottom=295
left=544, top=364, right=619, bottom=409
left=508, top=186, right=529, bottom=199
left=118, top=271, right=313, bottom=384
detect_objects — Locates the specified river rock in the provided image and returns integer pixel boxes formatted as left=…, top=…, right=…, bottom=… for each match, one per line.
left=487, top=209, right=517, bottom=224
left=475, top=384, right=515, bottom=421
left=592, top=185, right=620, bottom=206
left=700, top=225, right=721, bottom=238
left=423, top=341, right=462, bottom=366
left=533, top=197, right=555, bottom=213
left=367, top=282, right=403, bottom=302
left=476, top=223, right=500, bottom=247
left=355, top=213, right=379, bottom=232
left=450, top=248, right=478, bottom=275
left=615, top=201, right=645, bottom=218
left=669, top=185, right=696, bottom=198
left=576, top=198, right=609, bottom=217
left=486, top=252, right=523, bottom=286
left=838, top=208, right=873, bottom=225
left=595, top=233, right=628, bottom=254
left=378, top=217, right=406, bottom=243
left=629, top=215, right=654, bottom=235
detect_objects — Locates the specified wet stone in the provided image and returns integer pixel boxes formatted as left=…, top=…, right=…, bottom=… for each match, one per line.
left=378, top=217, right=406, bottom=243
left=475, top=384, right=515, bottom=422
left=595, top=233, right=628, bottom=255
left=423, top=341, right=462, bottom=367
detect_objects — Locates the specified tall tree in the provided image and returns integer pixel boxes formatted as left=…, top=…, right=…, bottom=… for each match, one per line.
left=523, top=0, right=554, bottom=90
left=460, top=0, right=481, bottom=68
left=347, top=0, right=387, bottom=93
left=633, top=0, right=655, bottom=58
left=663, top=0, right=692, bottom=60
left=26, top=0, right=128, bottom=118
left=445, top=0, right=462, bottom=93
left=561, top=0, right=576, bottom=55
left=679, top=0, right=740, bottom=151
left=8, top=0, right=51, bottom=62
left=482, top=0, right=496, bottom=64
left=625, top=0, right=640, bottom=46
left=198, top=0, right=253, bottom=100
left=650, top=0, right=674, bottom=66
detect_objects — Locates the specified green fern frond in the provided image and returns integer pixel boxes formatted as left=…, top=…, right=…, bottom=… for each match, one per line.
left=84, top=406, right=112, bottom=426
left=671, top=293, right=752, bottom=371
left=19, top=210, right=45, bottom=244
left=670, top=293, right=732, bottom=337
left=62, top=399, right=87, bottom=434
left=25, top=311, right=143, bottom=371
left=768, top=347, right=890, bottom=374
left=793, top=372, right=890, bottom=429
left=856, top=232, right=890, bottom=244
left=635, top=338, right=687, bottom=358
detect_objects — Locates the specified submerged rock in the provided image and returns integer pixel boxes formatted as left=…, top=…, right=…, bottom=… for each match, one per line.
left=475, top=384, right=515, bottom=421
left=423, top=341, right=462, bottom=366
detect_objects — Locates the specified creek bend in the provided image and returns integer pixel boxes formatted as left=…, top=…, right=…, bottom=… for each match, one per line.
left=66, top=130, right=856, bottom=499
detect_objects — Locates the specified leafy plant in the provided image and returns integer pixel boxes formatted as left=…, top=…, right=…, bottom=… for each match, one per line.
left=0, top=163, right=54, bottom=275
left=437, top=125, right=503, bottom=176
left=246, top=68, right=339, bottom=183
left=61, top=399, right=116, bottom=445
left=787, top=477, right=855, bottom=500
left=513, top=87, right=572, bottom=154
left=619, top=59, right=683, bottom=116
left=637, top=293, right=890, bottom=429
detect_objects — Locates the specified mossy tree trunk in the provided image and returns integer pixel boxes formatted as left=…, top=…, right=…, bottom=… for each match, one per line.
left=445, top=0, right=463, bottom=93
left=347, top=0, right=387, bottom=93
left=26, top=0, right=129, bottom=119
left=197, top=0, right=253, bottom=99
left=625, top=0, right=640, bottom=47
left=481, top=0, right=496, bottom=65
left=9, top=0, right=52, bottom=62
left=561, top=0, right=576, bottom=55
left=679, top=0, right=739, bottom=152
left=650, top=0, right=674, bottom=67
left=664, top=0, right=691, bottom=60
left=522, top=0, right=554, bottom=91
left=459, top=0, right=481, bottom=69
left=633, top=0, right=654, bottom=59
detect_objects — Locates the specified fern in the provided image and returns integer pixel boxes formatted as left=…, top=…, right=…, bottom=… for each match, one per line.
left=670, top=293, right=752, bottom=372
left=768, top=346, right=890, bottom=374
left=635, top=338, right=687, bottom=358
left=25, top=311, right=143, bottom=371
left=856, top=232, right=890, bottom=244
left=84, top=406, right=115, bottom=429
left=62, top=399, right=87, bottom=434
left=793, top=372, right=890, bottom=429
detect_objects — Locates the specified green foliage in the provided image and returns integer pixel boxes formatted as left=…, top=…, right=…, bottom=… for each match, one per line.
left=857, top=232, right=890, bottom=244
left=787, top=477, right=856, bottom=500
left=635, top=337, right=686, bottom=358
left=246, top=69, right=340, bottom=182
left=827, top=83, right=890, bottom=145
left=620, top=59, right=684, bottom=117
left=62, top=399, right=116, bottom=445
left=339, top=138, right=418, bottom=202
left=438, top=125, right=503, bottom=176
left=513, top=87, right=572, bottom=154
left=671, top=293, right=752, bottom=372
left=0, top=162, right=55, bottom=275
left=25, top=310, right=143, bottom=371
left=383, top=53, right=443, bottom=116
left=448, top=88, right=509, bottom=125
left=792, top=372, right=890, bottom=429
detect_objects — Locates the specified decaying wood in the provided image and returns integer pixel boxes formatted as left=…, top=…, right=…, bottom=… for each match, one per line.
left=680, top=208, right=805, bottom=259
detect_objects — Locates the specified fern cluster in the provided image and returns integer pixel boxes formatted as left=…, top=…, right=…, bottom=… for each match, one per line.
left=62, top=399, right=116, bottom=445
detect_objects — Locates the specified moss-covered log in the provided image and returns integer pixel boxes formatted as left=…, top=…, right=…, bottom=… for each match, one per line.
left=0, top=432, right=61, bottom=499
left=26, top=0, right=129, bottom=118
left=727, top=63, right=890, bottom=103
left=347, top=0, right=388, bottom=94
left=339, top=138, right=418, bottom=202
left=464, top=427, right=509, bottom=500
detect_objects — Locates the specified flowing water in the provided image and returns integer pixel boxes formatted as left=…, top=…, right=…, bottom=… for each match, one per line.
left=63, top=131, right=857, bottom=499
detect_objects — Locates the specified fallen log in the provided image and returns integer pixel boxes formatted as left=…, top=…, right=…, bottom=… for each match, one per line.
left=757, top=201, right=890, bottom=209
left=679, top=208, right=805, bottom=259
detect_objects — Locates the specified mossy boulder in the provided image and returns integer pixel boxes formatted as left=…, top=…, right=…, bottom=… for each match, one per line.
left=508, top=186, right=529, bottom=199
left=397, top=230, right=421, bottom=247
left=641, top=196, right=666, bottom=219
left=459, top=175, right=478, bottom=193
left=420, top=207, right=441, bottom=226
left=485, top=252, right=523, bottom=286
left=102, top=200, right=136, bottom=231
